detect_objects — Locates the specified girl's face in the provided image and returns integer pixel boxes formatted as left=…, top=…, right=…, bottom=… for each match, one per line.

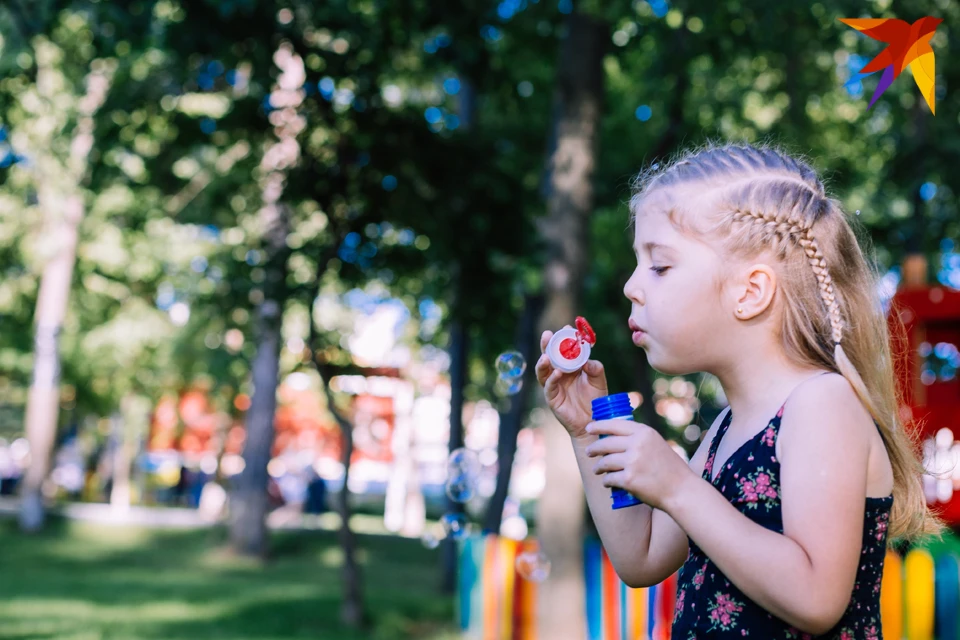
left=623, top=207, right=733, bottom=375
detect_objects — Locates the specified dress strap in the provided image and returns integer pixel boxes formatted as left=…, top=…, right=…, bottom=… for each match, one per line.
left=702, top=408, right=733, bottom=481
left=768, top=370, right=835, bottom=438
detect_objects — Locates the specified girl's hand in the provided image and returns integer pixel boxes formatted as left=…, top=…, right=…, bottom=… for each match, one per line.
left=535, top=326, right=608, bottom=441
left=583, top=419, right=696, bottom=511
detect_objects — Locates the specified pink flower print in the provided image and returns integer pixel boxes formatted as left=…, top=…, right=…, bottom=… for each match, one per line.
left=737, top=467, right=780, bottom=509
left=760, top=426, right=776, bottom=447
left=674, top=588, right=685, bottom=621
left=875, top=514, right=889, bottom=541
left=706, top=592, right=744, bottom=632
left=754, top=473, right=777, bottom=499
left=864, top=622, right=880, bottom=640
left=693, top=564, right=706, bottom=589
left=839, top=630, right=855, bottom=640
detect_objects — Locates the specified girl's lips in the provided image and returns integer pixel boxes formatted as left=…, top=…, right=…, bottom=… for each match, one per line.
left=632, top=330, right=646, bottom=345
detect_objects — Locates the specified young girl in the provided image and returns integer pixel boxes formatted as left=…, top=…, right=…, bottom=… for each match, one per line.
left=535, top=141, right=945, bottom=638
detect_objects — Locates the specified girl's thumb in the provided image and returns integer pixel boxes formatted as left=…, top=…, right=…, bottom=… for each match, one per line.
left=586, top=360, right=603, bottom=375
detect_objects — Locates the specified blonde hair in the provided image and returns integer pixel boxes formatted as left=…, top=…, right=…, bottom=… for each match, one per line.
left=629, top=139, right=945, bottom=545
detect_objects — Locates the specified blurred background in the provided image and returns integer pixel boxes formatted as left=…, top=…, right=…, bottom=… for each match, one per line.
left=1, top=0, right=960, bottom=638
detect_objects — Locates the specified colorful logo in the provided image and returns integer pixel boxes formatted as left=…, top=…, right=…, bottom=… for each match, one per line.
left=838, top=17, right=942, bottom=114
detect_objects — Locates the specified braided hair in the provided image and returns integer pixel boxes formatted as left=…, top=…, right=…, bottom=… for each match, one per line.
left=628, top=140, right=944, bottom=543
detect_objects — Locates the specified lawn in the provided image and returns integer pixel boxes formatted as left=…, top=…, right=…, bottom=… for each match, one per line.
left=0, top=517, right=459, bottom=640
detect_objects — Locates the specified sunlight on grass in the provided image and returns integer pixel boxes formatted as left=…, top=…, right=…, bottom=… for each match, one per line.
left=0, top=517, right=458, bottom=640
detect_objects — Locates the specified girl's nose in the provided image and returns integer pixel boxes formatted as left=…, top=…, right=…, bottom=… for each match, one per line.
left=623, top=275, right=642, bottom=305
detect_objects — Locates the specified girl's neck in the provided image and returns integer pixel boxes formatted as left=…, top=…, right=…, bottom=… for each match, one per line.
left=713, top=360, right=831, bottom=431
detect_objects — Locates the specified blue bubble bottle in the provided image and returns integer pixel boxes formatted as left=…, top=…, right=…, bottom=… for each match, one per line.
left=591, top=392, right=644, bottom=509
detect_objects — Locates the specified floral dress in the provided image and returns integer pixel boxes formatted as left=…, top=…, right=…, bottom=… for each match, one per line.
left=671, top=402, right=894, bottom=639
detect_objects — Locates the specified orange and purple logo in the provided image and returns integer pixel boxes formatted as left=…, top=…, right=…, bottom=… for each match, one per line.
left=838, top=17, right=942, bottom=114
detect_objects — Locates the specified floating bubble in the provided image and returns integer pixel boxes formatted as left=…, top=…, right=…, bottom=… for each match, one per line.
left=448, top=447, right=481, bottom=478
left=421, top=531, right=441, bottom=549
left=500, top=514, right=528, bottom=541
left=495, top=351, right=526, bottom=378
left=494, top=374, right=524, bottom=397
left=445, top=472, right=477, bottom=503
left=516, top=549, right=551, bottom=582
left=441, top=512, right=471, bottom=539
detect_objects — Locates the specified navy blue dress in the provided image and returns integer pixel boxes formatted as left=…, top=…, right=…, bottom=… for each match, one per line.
left=671, top=401, right=894, bottom=639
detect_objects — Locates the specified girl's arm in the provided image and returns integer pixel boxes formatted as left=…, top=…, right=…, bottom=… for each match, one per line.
left=571, top=407, right=727, bottom=588
left=662, top=376, right=873, bottom=635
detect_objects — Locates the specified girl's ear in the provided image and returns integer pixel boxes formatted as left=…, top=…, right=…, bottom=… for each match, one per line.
left=736, top=263, right=777, bottom=319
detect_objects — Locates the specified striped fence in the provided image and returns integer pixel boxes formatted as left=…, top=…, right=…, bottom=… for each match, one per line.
left=458, top=533, right=539, bottom=640
left=457, top=534, right=960, bottom=640
left=457, top=534, right=677, bottom=640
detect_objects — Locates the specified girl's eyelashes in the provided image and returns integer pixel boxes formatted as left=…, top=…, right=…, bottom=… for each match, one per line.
left=650, top=266, right=669, bottom=276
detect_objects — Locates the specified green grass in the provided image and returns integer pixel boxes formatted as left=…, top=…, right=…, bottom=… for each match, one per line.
left=0, top=517, right=459, bottom=640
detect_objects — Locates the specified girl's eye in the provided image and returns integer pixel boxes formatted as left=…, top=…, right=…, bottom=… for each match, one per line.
left=650, top=266, right=669, bottom=276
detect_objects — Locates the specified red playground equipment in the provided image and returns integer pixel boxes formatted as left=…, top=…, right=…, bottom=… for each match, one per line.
left=888, top=254, right=960, bottom=526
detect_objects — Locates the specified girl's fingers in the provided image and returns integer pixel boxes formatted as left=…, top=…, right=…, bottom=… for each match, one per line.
left=535, top=354, right=553, bottom=385
left=602, top=471, right=627, bottom=489
left=585, top=419, right=634, bottom=437
left=540, top=330, right=553, bottom=354
left=585, top=360, right=604, bottom=378
left=592, top=453, right=625, bottom=475
left=584, top=435, right=628, bottom=458
left=543, top=369, right=562, bottom=398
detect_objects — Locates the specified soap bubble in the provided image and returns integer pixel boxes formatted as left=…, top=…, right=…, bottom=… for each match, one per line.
left=495, top=351, right=526, bottom=378
left=421, top=531, right=441, bottom=549
left=446, top=448, right=481, bottom=503
left=516, top=549, right=552, bottom=582
left=441, top=512, right=471, bottom=539
left=445, top=471, right=477, bottom=503
left=448, top=447, right=481, bottom=477
left=494, top=374, right=524, bottom=397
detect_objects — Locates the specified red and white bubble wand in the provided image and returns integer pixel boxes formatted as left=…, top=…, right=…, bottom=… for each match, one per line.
left=546, top=316, right=597, bottom=373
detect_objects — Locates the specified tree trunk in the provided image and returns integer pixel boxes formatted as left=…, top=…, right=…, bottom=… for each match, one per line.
left=534, top=11, right=607, bottom=638
left=19, top=53, right=113, bottom=533
left=110, top=394, right=151, bottom=511
left=440, top=309, right=469, bottom=593
left=229, top=289, right=284, bottom=557
left=228, top=43, right=304, bottom=558
left=319, top=363, right=365, bottom=628
left=109, top=411, right=130, bottom=511
left=20, top=194, right=83, bottom=532
left=482, top=292, right=544, bottom=533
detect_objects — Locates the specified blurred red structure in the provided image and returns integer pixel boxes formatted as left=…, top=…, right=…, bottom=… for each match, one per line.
left=146, top=366, right=404, bottom=468
left=889, top=254, right=960, bottom=524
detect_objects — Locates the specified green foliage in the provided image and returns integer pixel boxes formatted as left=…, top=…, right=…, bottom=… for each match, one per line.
left=0, top=0, right=958, bottom=443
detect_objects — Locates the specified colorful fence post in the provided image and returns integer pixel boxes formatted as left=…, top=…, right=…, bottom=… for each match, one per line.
left=458, top=535, right=960, bottom=639
left=583, top=537, right=677, bottom=640
left=457, top=533, right=538, bottom=640
left=458, top=534, right=678, bottom=639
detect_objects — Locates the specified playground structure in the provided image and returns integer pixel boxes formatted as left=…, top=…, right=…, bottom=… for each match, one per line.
left=889, top=254, right=960, bottom=523
left=458, top=253, right=960, bottom=638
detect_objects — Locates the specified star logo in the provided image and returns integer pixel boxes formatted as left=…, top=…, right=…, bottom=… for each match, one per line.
left=838, top=16, right=942, bottom=114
